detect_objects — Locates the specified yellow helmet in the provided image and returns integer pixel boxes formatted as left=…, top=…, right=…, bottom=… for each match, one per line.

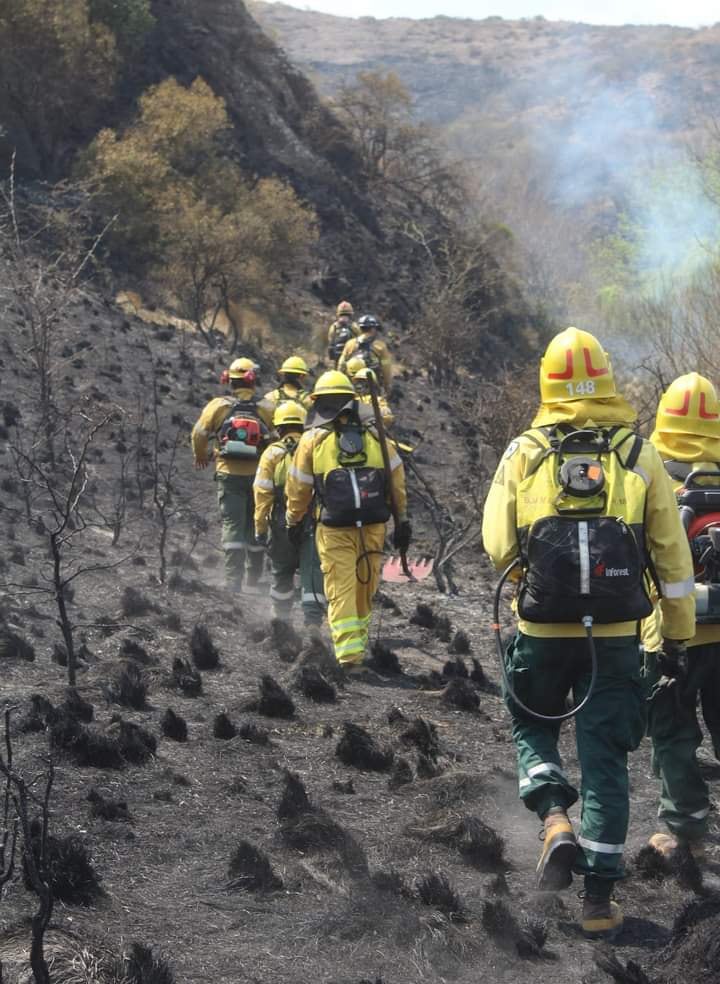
left=280, top=355, right=309, bottom=376
left=311, top=370, right=354, bottom=400
left=336, top=301, right=354, bottom=317
left=655, top=373, right=720, bottom=440
left=354, top=367, right=377, bottom=383
left=539, top=327, right=615, bottom=404
left=273, top=400, right=307, bottom=429
left=345, top=355, right=367, bottom=378
left=229, top=357, right=259, bottom=380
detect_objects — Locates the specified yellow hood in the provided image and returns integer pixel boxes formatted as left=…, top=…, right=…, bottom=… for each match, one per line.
left=532, top=395, right=638, bottom=429
left=651, top=372, right=720, bottom=462
left=651, top=430, right=720, bottom=462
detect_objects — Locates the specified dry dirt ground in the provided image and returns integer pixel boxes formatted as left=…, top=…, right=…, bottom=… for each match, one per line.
left=2, top=292, right=720, bottom=984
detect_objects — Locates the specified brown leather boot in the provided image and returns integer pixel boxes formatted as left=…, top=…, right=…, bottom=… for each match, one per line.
left=536, top=808, right=577, bottom=891
left=582, top=896, right=623, bottom=939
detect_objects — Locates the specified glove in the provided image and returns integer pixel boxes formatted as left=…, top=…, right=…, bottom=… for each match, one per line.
left=658, top=639, right=689, bottom=683
left=287, top=524, right=304, bottom=549
left=254, top=531, right=269, bottom=548
left=393, top=520, right=412, bottom=553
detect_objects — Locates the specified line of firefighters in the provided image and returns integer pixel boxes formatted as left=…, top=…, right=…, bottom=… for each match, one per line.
left=191, top=308, right=720, bottom=943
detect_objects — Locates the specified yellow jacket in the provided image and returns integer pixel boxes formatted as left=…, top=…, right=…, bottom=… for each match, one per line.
left=253, top=437, right=299, bottom=535
left=258, top=382, right=313, bottom=421
left=357, top=393, right=394, bottom=427
left=328, top=319, right=360, bottom=347
left=286, top=423, right=407, bottom=527
left=339, top=335, right=393, bottom=391
left=191, top=388, right=272, bottom=477
left=642, top=460, right=720, bottom=651
left=483, top=420, right=695, bottom=640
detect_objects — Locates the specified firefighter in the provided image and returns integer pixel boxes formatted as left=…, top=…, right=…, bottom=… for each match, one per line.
left=191, top=358, right=272, bottom=590
left=285, top=370, right=410, bottom=671
left=258, top=356, right=313, bottom=421
left=345, top=356, right=395, bottom=427
left=327, top=301, right=360, bottom=365
left=643, top=372, right=720, bottom=860
left=482, top=327, right=694, bottom=939
left=253, top=401, right=325, bottom=625
left=338, top=314, right=393, bottom=392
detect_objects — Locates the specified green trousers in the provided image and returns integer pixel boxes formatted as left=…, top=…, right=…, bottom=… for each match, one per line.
left=644, top=644, right=720, bottom=841
left=269, top=518, right=325, bottom=625
left=216, top=473, right=265, bottom=587
left=504, top=632, right=645, bottom=882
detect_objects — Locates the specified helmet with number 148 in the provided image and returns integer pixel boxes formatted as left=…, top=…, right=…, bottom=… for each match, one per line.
left=539, top=327, right=616, bottom=404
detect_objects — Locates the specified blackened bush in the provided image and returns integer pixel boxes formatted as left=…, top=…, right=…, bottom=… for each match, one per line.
left=113, top=718, right=157, bottom=764
left=332, top=778, right=355, bottom=794
left=50, top=711, right=125, bottom=769
left=161, top=708, right=188, bottom=742
left=0, top=626, right=35, bottom=661
left=270, top=619, right=302, bottom=662
left=227, top=840, right=283, bottom=891
left=213, top=712, right=237, bottom=740
left=87, top=788, right=131, bottom=822
left=417, top=752, right=444, bottom=779
left=191, top=623, right=220, bottom=670
left=111, top=662, right=148, bottom=709
left=456, top=817, right=505, bottom=868
left=434, top=616, right=452, bottom=643
left=442, top=678, right=479, bottom=712
left=633, top=845, right=669, bottom=882
left=410, top=603, right=436, bottom=629
left=172, top=658, right=202, bottom=697
left=293, top=665, right=336, bottom=703
left=470, top=657, right=489, bottom=688
left=416, top=871, right=465, bottom=920
left=238, top=722, right=269, bottom=745
left=118, top=943, right=175, bottom=984
left=62, top=687, right=94, bottom=723
left=120, top=639, right=156, bottom=665
left=449, top=630, right=471, bottom=655
left=24, top=823, right=102, bottom=905
left=372, top=868, right=412, bottom=897
left=121, top=586, right=157, bottom=617
left=367, top=642, right=403, bottom=675
left=336, top=723, right=394, bottom=772
left=400, top=718, right=440, bottom=758
left=482, top=899, right=547, bottom=958
left=278, top=771, right=311, bottom=821
left=388, top=758, right=413, bottom=790
left=442, top=656, right=468, bottom=679
left=256, top=675, right=295, bottom=718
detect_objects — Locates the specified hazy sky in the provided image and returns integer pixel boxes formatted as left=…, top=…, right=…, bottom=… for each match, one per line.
left=272, top=0, right=718, bottom=27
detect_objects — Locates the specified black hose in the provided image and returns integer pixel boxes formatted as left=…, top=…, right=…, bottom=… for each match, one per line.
left=494, top=560, right=598, bottom=722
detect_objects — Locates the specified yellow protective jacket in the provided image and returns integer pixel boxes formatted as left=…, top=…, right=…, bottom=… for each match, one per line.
left=191, top=388, right=273, bottom=477
left=258, top=382, right=312, bottom=421
left=328, top=319, right=360, bottom=347
left=253, top=436, right=299, bottom=535
left=642, top=460, right=720, bottom=651
left=339, top=335, right=393, bottom=391
left=483, top=420, right=695, bottom=640
left=357, top=393, right=394, bottom=427
left=286, top=423, right=407, bottom=527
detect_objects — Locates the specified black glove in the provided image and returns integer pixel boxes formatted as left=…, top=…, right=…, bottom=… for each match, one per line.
left=658, top=639, right=689, bottom=683
left=393, top=520, right=412, bottom=553
left=287, top=524, right=304, bottom=549
left=254, top=531, right=269, bottom=548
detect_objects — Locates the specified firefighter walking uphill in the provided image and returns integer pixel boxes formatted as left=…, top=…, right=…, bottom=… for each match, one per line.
left=284, top=370, right=410, bottom=672
left=482, top=327, right=694, bottom=939
left=338, top=314, right=393, bottom=392
left=191, top=358, right=273, bottom=590
left=642, top=373, right=720, bottom=860
left=327, top=301, right=360, bottom=366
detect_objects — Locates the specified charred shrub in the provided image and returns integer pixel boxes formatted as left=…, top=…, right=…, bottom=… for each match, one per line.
left=400, top=717, right=440, bottom=758
left=442, top=656, right=468, bottom=679
left=292, top=665, right=336, bottom=703
left=416, top=871, right=465, bottom=920
left=0, top=626, right=35, bottom=661
left=410, top=603, right=436, bottom=629
left=442, top=678, right=479, bottom=712
left=120, top=639, right=156, bottom=665
left=482, top=899, right=547, bottom=958
left=112, top=717, right=157, bottom=765
left=161, top=708, right=187, bottom=742
left=117, top=943, right=175, bottom=984
left=191, top=623, right=220, bottom=670
left=449, top=630, right=471, bottom=655
left=388, top=757, right=413, bottom=790
left=213, top=712, right=237, bottom=740
left=256, top=675, right=295, bottom=718
left=50, top=711, right=125, bottom=769
left=633, top=845, right=670, bottom=882
left=227, top=840, right=283, bottom=891
left=417, top=753, right=444, bottom=779
left=62, top=688, right=94, bottom=723
left=24, top=823, right=102, bottom=905
left=172, top=658, right=202, bottom=697
left=367, top=642, right=403, bottom=675
left=238, top=722, right=269, bottom=745
left=434, top=615, right=452, bottom=643
left=336, top=723, right=394, bottom=772
left=121, top=587, right=157, bottom=617
left=332, top=778, right=355, bottom=794
left=111, top=662, right=148, bottom=710
left=270, top=619, right=303, bottom=662
left=278, top=770, right=311, bottom=821
left=87, top=789, right=131, bottom=822
left=407, top=814, right=505, bottom=869
left=276, top=771, right=365, bottom=871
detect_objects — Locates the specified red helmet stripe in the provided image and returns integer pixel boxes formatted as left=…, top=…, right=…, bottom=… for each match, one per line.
left=583, top=347, right=609, bottom=377
left=699, top=392, right=719, bottom=420
left=665, top=390, right=691, bottom=416
left=547, top=349, right=574, bottom=380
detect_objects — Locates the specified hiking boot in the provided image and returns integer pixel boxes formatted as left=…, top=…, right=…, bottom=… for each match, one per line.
left=582, top=897, right=624, bottom=939
left=649, top=831, right=706, bottom=861
left=536, top=808, right=577, bottom=891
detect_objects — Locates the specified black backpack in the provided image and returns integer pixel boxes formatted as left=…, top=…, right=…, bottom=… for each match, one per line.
left=329, top=323, right=354, bottom=363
